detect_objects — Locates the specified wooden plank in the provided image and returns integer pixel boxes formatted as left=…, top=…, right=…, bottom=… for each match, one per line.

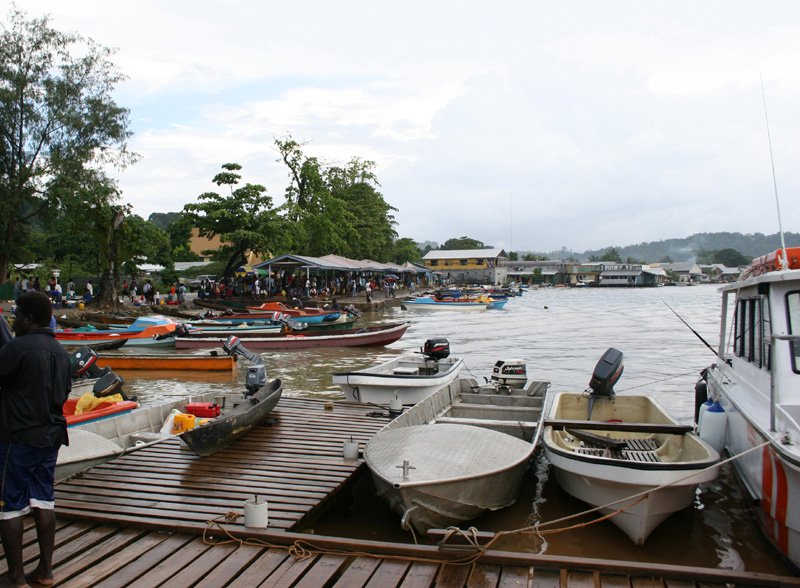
left=92, top=533, right=197, bottom=588
left=332, top=555, right=382, bottom=586
left=0, top=522, right=92, bottom=576
left=365, top=559, right=412, bottom=588
left=257, top=552, right=318, bottom=587
left=399, top=562, right=440, bottom=588
left=664, top=580, right=695, bottom=588
left=497, top=564, right=530, bottom=587
left=435, top=563, right=472, bottom=586
left=234, top=547, right=292, bottom=586
left=565, top=570, right=597, bottom=588
left=545, top=419, right=692, bottom=434
left=631, top=577, right=664, bottom=588
left=601, top=573, right=632, bottom=587
left=57, top=531, right=172, bottom=588
left=50, top=528, right=147, bottom=586
left=197, top=543, right=266, bottom=587
left=154, top=541, right=238, bottom=588
left=531, top=567, right=561, bottom=588
left=122, top=536, right=212, bottom=588
left=293, top=554, right=348, bottom=588
left=467, top=563, right=502, bottom=587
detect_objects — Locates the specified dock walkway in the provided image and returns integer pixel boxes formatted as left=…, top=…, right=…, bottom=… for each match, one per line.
left=2, top=397, right=798, bottom=587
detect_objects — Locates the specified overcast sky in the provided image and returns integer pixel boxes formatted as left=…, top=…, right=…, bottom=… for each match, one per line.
left=8, top=1, right=800, bottom=253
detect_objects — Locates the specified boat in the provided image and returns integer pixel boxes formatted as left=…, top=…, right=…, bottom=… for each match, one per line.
left=542, top=348, right=720, bottom=545
left=56, top=390, right=232, bottom=481
left=364, top=365, right=548, bottom=534
left=332, top=338, right=463, bottom=404
left=180, top=336, right=283, bottom=456
left=696, top=247, right=800, bottom=567
left=95, top=352, right=236, bottom=371
left=247, top=301, right=340, bottom=323
left=403, top=294, right=506, bottom=310
left=174, top=322, right=410, bottom=350
left=63, top=397, right=139, bottom=427
left=55, top=316, right=177, bottom=347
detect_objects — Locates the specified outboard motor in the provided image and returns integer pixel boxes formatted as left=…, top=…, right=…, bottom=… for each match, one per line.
left=587, top=348, right=624, bottom=418
left=92, top=372, right=126, bottom=398
left=223, top=335, right=267, bottom=397
left=69, top=347, right=107, bottom=379
left=490, top=359, right=527, bottom=389
left=422, top=338, right=450, bottom=361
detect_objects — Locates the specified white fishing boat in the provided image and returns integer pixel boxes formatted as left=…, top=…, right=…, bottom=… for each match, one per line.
left=332, top=339, right=463, bottom=404
left=543, top=348, right=720, bottom=545
left=696, top=247, right=800, bottom=567
left=364, top=366, right=548, bottom=534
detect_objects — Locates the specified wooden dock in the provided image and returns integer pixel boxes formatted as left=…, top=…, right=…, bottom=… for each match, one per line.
left=2, top=397, right=799, bottom=587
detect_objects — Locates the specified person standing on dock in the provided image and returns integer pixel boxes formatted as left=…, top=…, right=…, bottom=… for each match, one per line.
left=0, top=292, right=70, bottom=588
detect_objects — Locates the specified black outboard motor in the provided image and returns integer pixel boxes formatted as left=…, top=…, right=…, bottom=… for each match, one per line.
left=69, top=346, right=129, bottom=399
left=422, top=338, right=450, bottom=361
left=587, top=348, right=624, bottom=418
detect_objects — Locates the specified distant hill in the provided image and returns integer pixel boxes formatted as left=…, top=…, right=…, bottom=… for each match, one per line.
left=148, top=212, right=182, bottom=230
left=532, top=232, right=800, bottom=263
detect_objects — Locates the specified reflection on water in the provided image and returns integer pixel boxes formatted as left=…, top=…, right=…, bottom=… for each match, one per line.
left=122, top=286, right=793, bottom=574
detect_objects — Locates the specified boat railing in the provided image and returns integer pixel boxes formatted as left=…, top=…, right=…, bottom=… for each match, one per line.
left=770, top=334, right=800, bottom=432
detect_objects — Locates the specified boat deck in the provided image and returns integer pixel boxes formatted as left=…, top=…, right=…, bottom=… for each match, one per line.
left=573, top=436, right=663, bottom=462
left=2, top=397, right=798, bottom=586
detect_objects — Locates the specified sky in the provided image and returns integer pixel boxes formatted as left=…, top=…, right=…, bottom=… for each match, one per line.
left=7, top=1, right=800, bottom=253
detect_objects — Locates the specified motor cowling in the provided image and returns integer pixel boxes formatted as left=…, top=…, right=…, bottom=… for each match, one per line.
left=69, top=347, right=103, bottom=378
left=588, top=347, right=624, bottom=397
left=491, top=359, right=527, bottom=389
left=422, top=338, right=450, bottom=360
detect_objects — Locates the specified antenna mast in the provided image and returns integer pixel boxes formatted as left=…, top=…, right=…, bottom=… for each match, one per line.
left=760, top=72, right=790, bottom=270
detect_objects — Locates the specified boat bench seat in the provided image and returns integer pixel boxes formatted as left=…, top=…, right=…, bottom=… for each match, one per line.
left=393, top=366, right=418, bottom=375
left=575, top=437, right=662, bottom=462
left=435, top=416, right=538, bottom=430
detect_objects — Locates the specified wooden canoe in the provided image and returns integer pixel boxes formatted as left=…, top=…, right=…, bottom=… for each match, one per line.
left=95, top=352, right=235, bottom=371
left=180, top=379, right=283, bottom=456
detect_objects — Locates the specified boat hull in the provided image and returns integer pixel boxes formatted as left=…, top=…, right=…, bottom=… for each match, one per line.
left=180, top=379, right=283, bottom=456
left=366, top=423, right=534, bottom=533
left=542, top=392, right=719, bottom=545
left=403, top=296, right=506, bottom=310
left=95, top=353, right=235, bottom=371
left=175, top=323, right=409, bottom=350
left=333, top=356, right=464, bottom=404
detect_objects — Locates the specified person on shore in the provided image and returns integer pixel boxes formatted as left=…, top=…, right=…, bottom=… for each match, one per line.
left=0, top=292, right=70, bottom=588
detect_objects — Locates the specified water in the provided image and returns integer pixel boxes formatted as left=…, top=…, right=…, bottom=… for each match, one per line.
left=122, top=285, right=794, bottom=574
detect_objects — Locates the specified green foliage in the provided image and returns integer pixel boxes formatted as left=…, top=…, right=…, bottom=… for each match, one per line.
left=183, top=163, right=283, bottom=278
left=599, top=247, right=622, bottom=262
left=0, top=7, right=134, bottom=283
left=696, top=248, right=750, bottom=266
left=440, top=237, right=490, bottom=250
left=391, top=238, right=422, bottom=264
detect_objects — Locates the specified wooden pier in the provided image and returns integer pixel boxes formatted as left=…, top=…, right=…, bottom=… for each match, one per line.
left=2, top=397, right=799, bottom=587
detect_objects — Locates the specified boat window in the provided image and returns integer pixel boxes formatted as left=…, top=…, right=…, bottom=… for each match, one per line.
left=734, top=298, right=760, bottom=364
left=753, top=298, right=762, bottom=367
left=762, top=296, right=772, bottom=371
left=788, top=291, right=800, bottom=373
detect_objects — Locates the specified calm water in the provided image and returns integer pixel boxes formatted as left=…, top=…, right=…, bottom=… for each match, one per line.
left=123, top=286, right=794, bottom=575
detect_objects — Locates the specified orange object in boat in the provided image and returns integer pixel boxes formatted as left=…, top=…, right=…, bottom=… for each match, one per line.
left=750, top=248, right=800, bottom=275
left=63, top=398, right=138, bottom=427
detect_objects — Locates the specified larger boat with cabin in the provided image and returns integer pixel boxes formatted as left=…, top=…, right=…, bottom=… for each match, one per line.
left=696, top=247, right=800, bottom=568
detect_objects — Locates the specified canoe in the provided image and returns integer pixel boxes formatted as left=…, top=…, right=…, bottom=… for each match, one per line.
left=56, top=390, right=233, bottom=481
left=541, top=350, right=720, bottom=545
left=332, top=340, right=463, bottom=404
left=175, top=322, right=409, bottom=350
left=180, top=379, right=283, bottom=456
left=365, top=375, right=548, bottom=533
left=403, top=295, right=507, bottom=310
left=247, top=302, right=340, bottom=323
left=63, top=397, right=139, bottom=427
left=56, top=316, right=177, bottom=347
left=95, top=352, right=235, bottom=371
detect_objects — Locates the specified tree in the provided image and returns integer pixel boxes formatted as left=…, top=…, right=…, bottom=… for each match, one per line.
left=183, top=163, right=285, bottom=279
left=391, top=238, right=422, bottom=264
left=600, top=247, right=622, bottom=262
left=0, top=8, right=134, bottom=283
left=440, top=237, right=489, bottom=250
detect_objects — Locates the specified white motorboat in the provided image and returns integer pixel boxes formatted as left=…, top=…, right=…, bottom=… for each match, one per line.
left=697, top=247, right=800, bottom=567
left=332, top=339, right=463, bottom=404
left=364, top=368, right=549, bottom=534
left=542, top=348, right=720, bottom=545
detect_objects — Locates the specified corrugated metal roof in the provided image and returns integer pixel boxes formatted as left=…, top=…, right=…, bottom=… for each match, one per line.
left=422, top=248, right=505, bottom=260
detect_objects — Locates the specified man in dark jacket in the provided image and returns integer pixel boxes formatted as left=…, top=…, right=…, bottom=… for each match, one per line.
left=0, top=292, right=70, bottom=587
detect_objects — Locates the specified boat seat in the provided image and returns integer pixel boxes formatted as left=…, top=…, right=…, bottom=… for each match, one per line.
left=392, top=366, right=418, bottom=375
left=435, top=416, right=538, bottom=430
left=574, top=437, right=662, bottom=462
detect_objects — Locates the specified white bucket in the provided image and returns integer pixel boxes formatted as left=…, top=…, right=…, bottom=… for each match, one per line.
left=244, top=498, right=269, bottom=528
left=699, top=402, right=727, bottom=454
left=343, top=439, right=359, bottom=459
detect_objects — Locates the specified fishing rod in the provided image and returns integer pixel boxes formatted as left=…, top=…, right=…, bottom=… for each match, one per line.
left=662, top=301, right=718, bottom=357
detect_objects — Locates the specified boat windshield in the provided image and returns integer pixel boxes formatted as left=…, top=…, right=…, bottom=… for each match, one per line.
left=789, top=291, right=800, bottom=373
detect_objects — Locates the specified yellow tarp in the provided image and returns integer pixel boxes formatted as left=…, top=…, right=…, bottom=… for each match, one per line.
left=75, top=392, right=123, bottom=415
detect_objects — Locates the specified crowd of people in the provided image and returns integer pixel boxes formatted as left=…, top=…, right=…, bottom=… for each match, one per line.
left=11, top=275, right=95, bottom=307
